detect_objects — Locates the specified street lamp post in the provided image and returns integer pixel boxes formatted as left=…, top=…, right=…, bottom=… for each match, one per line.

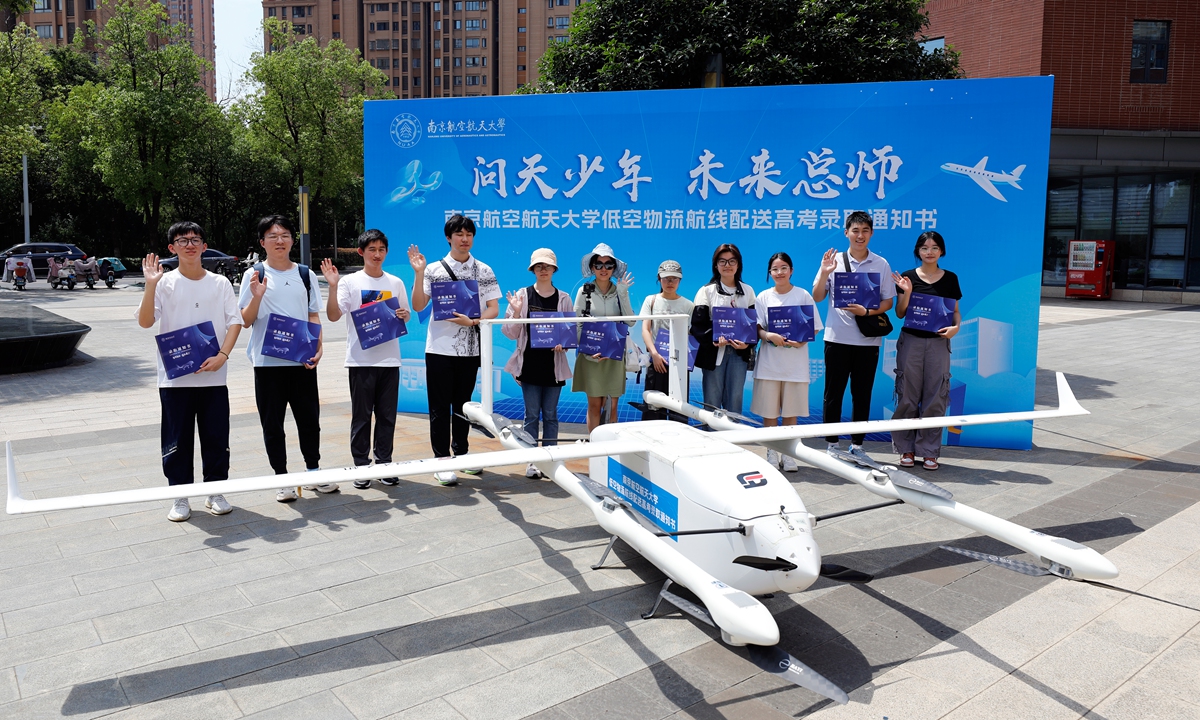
left=22, top=152, right=31, bottom=245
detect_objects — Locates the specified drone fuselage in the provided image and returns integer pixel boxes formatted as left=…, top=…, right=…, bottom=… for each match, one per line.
left=590, top=421, right=821, bottom=597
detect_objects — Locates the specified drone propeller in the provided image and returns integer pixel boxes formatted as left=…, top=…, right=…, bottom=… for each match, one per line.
left=697, top=401, right=763, bottom=427
left=940, top=545, right=1073, bottom=579
left=747, top=644, right=849, bottom=705
left=456, top=412, right=539, bottom=447
left=819, top=563, right=873, bottom=584
left=733, top=555, right=798, bottom=572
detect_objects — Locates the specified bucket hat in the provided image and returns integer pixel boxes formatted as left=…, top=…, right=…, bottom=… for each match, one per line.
left=580, top=243, right=627, bottom=278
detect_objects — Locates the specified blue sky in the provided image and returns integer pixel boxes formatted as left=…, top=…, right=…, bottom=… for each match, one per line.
left=213, top=0, right=263, bottom=100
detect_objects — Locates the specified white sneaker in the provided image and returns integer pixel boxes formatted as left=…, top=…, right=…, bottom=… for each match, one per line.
left=525, top=463, right=542, bottom=478
left=827, top=441, right=841, bottom=452
left=276, top=487, right=298, bottom=502
left=205, top=494, right=232, bottom=515
left=167, top=498, right=191, bottom=522
left=314, top=484, right=340, bottom=493
left=435, top=470, right=459, bottom=486
left=766, top=449, right=781, bottom=468
left=848, top=445, right=870, bottom=462
left=782, top=454, right=799, bottom=472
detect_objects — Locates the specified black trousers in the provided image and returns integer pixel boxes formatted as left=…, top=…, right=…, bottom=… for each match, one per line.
left=349, top=366, right=399, bottom=466
left=425, top=352, right=480, bottom=458
left=254, top=366, right=321, bottom=474
left=641, top=365, right=688, bottom=423
left=823, top=341, right=880, bottom=445
left=159, top=386, right=230, bottom=486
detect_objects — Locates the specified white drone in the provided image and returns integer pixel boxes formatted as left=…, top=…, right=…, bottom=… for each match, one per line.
left=4, top=314, right=1115, bottom=706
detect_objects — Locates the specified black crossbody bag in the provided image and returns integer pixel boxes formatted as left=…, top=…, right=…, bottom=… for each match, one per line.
left=842, top=252, right=894, bottom=338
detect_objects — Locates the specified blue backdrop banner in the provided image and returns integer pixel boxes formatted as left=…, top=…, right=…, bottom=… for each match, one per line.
left=364, top=77, right=1053, bottom=449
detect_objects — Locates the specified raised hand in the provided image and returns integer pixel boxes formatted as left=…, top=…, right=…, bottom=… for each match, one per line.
left=892, top=271, right=911, bottom=294
left=320, top=258, right=340, bottom=286
left=247, top=268, right=267, bottom=299
left=142, top=254, right=164, bottom=284
left=407, top=244, right=426, bottom=273
left=820, top=248, right=838, bottom=274
left=616, top=271, right=635, bottom=292
left=505, top=289, right=522, bottom=313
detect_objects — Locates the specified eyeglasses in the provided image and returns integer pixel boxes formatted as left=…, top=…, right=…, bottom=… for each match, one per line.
left=591, top=261, right=616, bottom=271
left=173, top=236, right=203, bottom=246
left=770, top=265, right=792, bottom=274
left=532, top=263, right=555, bottom=272
left=264, top=233, right=293, bottom=242
left=716, top=258, right=738, bottom=267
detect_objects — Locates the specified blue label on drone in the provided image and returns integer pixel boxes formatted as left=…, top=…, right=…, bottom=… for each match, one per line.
left=608, top=458, right=679, bottom=540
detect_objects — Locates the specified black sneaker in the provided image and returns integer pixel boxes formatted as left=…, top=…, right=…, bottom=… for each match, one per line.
left=353, top=480, right=370, bottom=489
left=379, top=477, right=399, bottom=486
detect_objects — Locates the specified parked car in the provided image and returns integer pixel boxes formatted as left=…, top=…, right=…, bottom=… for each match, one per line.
left=0, top=243, right=87, bottom=278
left=159, top=249, right=241, bottom=283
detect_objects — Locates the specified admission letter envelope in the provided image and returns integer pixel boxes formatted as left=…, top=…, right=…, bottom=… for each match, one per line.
left=529, top=311, right=578, bottom=349
left=352, top=297, right=408, bottom=349
left=155, top=321, right=220, bottom=380
left=578, top=321, right=626, bottom=361
left=903, top=293, right=956, bottom=332
left=654, top=328, right=699, bottom=371
left=832, top=272, right=882, bottom=309
left=711, top=306, right=759, bottom=344
left=767, top=305, right=815, bottom=343
left=430, top=280, right=480, bottom=321
left=261, top=313, right=322, bottom=363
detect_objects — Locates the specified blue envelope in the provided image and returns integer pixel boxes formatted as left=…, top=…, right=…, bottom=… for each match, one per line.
left=654, top=328, right=699, bottom=371
left=529, top=311, right=578, bottom=349
left=767, top=305, right=815, bottom=343
left=352, top=297, right=409, bottom=349
left=578, top=321, right=627, bottom=361
left=903, top=292, right=957, bottom=333
left=155, top=321, right=220, bottom=380
left=261, top=313, right=322, bottom=363
left=832, top=272, right=882, bottom=309
left=711, top=306, right=759, bottom=344
left=431, top=280, right=481, bottom=321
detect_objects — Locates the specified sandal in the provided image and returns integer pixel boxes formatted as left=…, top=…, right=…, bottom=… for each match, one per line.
left=899, top=453, right=915, bottom=468
left=922, top=457, right=939, bottom=471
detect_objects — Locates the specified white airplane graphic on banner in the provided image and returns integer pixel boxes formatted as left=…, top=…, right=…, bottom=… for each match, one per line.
left=941, top=156, right=1026, bottom=202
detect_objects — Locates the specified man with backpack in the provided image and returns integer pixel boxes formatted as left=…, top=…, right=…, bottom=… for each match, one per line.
left=239, top=214, right=334, bottom=499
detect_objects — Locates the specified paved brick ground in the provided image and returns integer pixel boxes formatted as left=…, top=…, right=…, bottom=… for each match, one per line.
left=1, top=279, right=1198, bottom=719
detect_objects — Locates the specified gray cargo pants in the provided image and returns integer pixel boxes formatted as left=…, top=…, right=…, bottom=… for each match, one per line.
left=891, top=332, right=952, bottom=458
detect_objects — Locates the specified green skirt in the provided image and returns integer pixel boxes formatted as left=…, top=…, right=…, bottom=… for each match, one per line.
left=572, top=355, right=626, bottom=398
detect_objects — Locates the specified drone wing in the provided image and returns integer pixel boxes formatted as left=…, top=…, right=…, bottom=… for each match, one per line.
left=713, top=371, right=1086, bottom=445
left=5, top=440, right=641, bottom=515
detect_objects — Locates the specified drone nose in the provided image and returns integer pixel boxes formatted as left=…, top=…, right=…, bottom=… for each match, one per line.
left=773, top=537, right=821, bottom=594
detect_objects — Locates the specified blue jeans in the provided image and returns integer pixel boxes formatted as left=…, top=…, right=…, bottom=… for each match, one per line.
left=522, top=383, right=562, bottom=446
left=702, top=350, right=749, bottom=414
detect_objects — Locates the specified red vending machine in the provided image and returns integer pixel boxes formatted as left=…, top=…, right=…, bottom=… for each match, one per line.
left=1065, top=240, right=1113, bottom=299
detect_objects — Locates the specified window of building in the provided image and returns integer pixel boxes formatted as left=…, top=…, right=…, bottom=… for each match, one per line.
left=465, top=38, right=478, bottom=47
left=414, top=77, right=421, bottom=86
left=518, top=7, right=526, bottom=13
left=466, top=0, right=484, bottom=9
left=433, top=2, right=441, bottom=11
left=556, top=35, right=568, bottom=42
left=369, top=40, right=376, bottom=50
left=392, top=39, right=399, bottom=49
left=434, top=76, right=441, bottom=85
left=517, top=27, right=526, bottom=33
left=557, top=0, right=569, bottom=4
left=465, top=19, right=480, bottom=29
left=433, top=39, right=441, bottom=49
left=466, top=75, right=479, bottom=85
left=1151, top=175, right=1190, bottom=286
left=67, top=22, right=74, bottom=41
left=85, top=0, right=95, bottom=9
left=517, top=64, right=526, bottom=71
left=33, top=0, right=51, bottom=10
left=36, top=24, right=52, bottom=38
left=556, top=17, right=569, bottom=28
left=413, top=57, right=421, bottom=68
left=394, top=76, right=400, bottom=86
left=413, top=21, right=420, bottom=30
left=920, top=37, right=944, bottom=54
left=518, top=45, right=526, bottom=52
left=412, top=2, right=419, bottom=13
left=402, top=21, right=407, bottom=33
left=434, top=57, right=441, bottom=68
left=465, top=56, right=479, bottom=66
left=454, top=76, right=462, bottom=85
left=333, top=14, right=339, bottom=20
left=402, top=38, right=408, bottom=51
left=454, top=1, right=462, bottom=9
left=454, top=56, right=461, bottom=66
left=392, top=2, right=399, bottom=11
left=454, top=20, right=461, bottom=29
left=393, top=21, right=398, bottom=30
left=1130, top=20, right=1169, bottom=84
left=402, top=57, right=408, bottom=70
left=454, top=38, right=462, bottom=48
left=393, top=58, right=399, bottom=68
left=333, top=31, right=340, bottom=38
left=268, top=7, right=276, bottom=17
left=434, top=20, right=441, bottom=30
left=293, top=6, right=306, bottom=18
left=413, top=39, right=420, bottom=49
left=546, top=17, right=553, bottom=27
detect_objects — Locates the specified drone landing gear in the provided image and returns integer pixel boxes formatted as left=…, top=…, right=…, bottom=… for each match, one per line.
left=591, top=534, right=621, bottom=570
left=641, top=579, right=716, bottom=627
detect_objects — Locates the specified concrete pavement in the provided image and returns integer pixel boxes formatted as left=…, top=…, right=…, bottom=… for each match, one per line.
left=1, top=279, right=1198, bottom=719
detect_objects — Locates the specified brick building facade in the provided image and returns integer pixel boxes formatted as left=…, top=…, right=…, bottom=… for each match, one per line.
left=924, top=1, right=1200, bottom=298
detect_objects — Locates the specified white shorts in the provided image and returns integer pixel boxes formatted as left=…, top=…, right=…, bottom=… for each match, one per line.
left=750, top=379, right=809, bottom=419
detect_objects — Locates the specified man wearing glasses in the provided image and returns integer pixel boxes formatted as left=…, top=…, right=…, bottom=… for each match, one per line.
left=136, top=222, right=242, bottom=522
left=407, top=214, right=501, bottom=485
left=239, top=215, right=332, bottom=500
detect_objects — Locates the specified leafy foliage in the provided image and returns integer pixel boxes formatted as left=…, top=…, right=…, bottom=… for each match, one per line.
left=0, top=23, right=50, bottom=178
left=532, top=0, right=960, bottom=93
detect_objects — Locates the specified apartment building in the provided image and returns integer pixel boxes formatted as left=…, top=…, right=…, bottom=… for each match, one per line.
left=262, top=1, right=585, bottom=98
left=925, top=0, right=1200, bottom=299
left=6, top=0, right=217, bottom=100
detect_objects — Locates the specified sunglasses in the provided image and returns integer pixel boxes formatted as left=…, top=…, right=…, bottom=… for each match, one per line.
left=591, top=261, right=617, bottom=271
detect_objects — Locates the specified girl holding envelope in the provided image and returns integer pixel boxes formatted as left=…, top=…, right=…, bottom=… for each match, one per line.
left=891, top=231, right=963, bottom=471
left=503, top=248, right=573, bottom=477
left=753, top=252, right=823, bottom=472
left=573, top=243, right=635, bottom=432
left=691, top=244, right=756, bottom=414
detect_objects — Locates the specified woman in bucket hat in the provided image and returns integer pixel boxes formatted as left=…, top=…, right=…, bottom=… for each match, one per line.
left=502, top=248, right=573, bottom=478
left=573, top=242, right=635, bottom=431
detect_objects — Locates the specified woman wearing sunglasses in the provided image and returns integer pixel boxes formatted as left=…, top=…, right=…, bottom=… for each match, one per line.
left=573, top=243, right=635, bottom=431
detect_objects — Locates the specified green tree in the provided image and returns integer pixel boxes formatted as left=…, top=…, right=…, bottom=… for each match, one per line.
left=0, top=23, right=50, bottom=179
left=2, top=2, right=34, bottom=33
left=531, top=0, right=960, bottom=93
left=239, top=19, right=388, bottom=210
left=66, top=0, right=213, bottom=250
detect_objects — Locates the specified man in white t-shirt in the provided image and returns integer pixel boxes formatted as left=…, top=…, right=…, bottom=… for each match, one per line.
left=136, top=221, right=242, bottom=523
left=812, top=210, right=896, bottom=459
left=321, top=229, right=411, bottom=490
left=239, top=214, right=330, bottom=501
left=407, top=214, right=501, bottom=485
